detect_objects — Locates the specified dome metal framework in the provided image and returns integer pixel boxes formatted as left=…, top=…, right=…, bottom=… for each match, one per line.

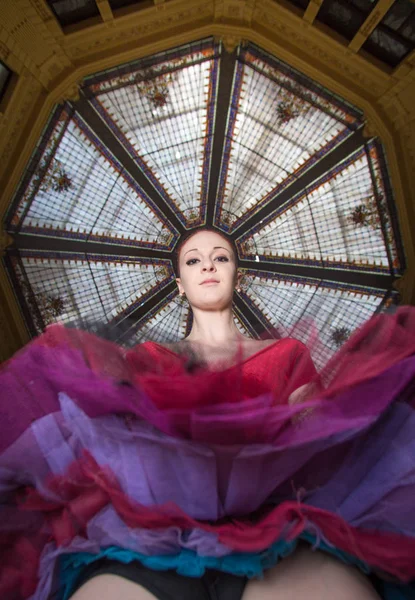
left=4, top=38, right=404, bottom=366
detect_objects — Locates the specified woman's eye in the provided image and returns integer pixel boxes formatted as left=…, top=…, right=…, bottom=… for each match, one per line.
left=186, top=258, right=199, bottom=266
left=215, top=256, right=229, bottom=262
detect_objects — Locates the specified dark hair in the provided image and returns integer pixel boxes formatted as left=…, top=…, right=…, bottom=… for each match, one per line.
left=173, top=226, right=239, bottom=276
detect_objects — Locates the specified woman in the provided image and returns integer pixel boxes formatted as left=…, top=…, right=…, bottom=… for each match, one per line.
left=1, top=228, right=415, bottom=600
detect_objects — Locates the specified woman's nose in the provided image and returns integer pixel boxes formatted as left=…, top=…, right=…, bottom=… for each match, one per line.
left=202, top=262, right=216, bottom=272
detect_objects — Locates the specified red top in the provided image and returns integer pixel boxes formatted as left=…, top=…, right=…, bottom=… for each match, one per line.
left=129, top=338, right=318, bottom=406
left=33, top=324, right=318, bottom=406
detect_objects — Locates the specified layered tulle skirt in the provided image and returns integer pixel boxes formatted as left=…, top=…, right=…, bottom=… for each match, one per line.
left=1, top=308, right=415, bottom=599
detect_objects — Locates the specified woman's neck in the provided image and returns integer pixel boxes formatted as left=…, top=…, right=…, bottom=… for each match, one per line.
left=186, top=307, right=246, bottom=345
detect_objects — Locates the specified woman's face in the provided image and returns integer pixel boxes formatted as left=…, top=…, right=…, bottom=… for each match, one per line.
left=176, top=230, right=240, bottom=310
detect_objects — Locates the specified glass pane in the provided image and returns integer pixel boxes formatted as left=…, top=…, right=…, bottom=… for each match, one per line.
left=316, top=0, right=366, bottom=41
left=382, top=0, right=414, bottom=32
left=12, top=251, right=173, bottom=334
left=401, top=13, right=415, bottom=43
left=47, top=0, right=99, bottom=27
left=363, top=27, right=411, bottom=67
left=349, top=0, right=377, bottom=13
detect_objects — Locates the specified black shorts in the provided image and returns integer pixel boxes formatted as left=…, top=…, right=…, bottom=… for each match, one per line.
left=69, top=559, right=248, bottom=600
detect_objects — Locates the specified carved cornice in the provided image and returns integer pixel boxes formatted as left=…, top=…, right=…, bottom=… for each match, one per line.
left=362, top=117, right=381, bottom=140
left=57, top=81, right=81, bottom=104
left=214, top=0, right=256, bottom=25
left=63, top=0, right=213, bottom=59
left=220, top=33, right=244, bottom=53
left=0, top=70, right=44, bottom=191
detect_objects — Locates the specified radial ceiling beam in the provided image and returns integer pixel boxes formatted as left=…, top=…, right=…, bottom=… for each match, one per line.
left=303, top=0, right=324, bottom=25
left=234, top=127, right=366, bottom=239
left=349, top=0, right=395, bottom=53
left=13, top=234, right=173, bottom=261
left=240, top=259, right=395, bottom=290
left=95, top=0, right=114, bottom=22
left=115, top=279, right=178, bottom=336
left=205, top=48, right=238, bottom=226
left=234, top=293, right=270, bottom=337
left=75, top=95, right=186, bottom=236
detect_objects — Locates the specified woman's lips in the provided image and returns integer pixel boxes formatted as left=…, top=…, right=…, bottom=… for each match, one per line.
left=200, top=279, right=219, bottom=285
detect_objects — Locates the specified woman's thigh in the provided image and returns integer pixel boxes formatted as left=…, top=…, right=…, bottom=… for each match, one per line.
left=241, top=545, right=381, bottom=600
left=69, top=574, right=159, bottom=600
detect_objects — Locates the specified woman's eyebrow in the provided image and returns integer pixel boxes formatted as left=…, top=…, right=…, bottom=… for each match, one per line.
left=183, top=246, right=230, bottom=256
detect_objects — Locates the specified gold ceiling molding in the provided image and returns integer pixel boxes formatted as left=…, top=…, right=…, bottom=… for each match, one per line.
left=219, top=33, right=245, bottom=53
left=214, top=0, right=256, bottom=24
left=0, top=1, right=73, bottom=89
left=0, top=70, right=44, bottom=190
left=96, top=0, right=115, bottom=23
left=362, top=117, right=381, bottom=140
left=28, top=0, right=64, bottom=37
left=0, top=261, right=30, bottom=361
left=0, top=229, right=13, bottom=258
left=394, top=48, right=415, bottom=78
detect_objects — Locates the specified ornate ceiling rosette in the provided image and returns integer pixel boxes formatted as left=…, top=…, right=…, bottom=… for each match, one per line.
left=3, top=38, right=404, bottom=361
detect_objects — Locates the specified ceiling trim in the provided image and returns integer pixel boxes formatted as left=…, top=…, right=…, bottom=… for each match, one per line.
left=303, top=0, right=323, bottom=25
left=96, top=0, right=114, bottom=22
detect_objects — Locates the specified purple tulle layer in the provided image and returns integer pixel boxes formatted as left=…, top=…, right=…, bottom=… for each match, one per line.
left=2, top=357, right=415, bottom=528
left=2, top=360, right=415, bottom=599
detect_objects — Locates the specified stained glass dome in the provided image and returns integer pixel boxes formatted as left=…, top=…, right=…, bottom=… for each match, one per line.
left=4, top=38, right=404, bottom=366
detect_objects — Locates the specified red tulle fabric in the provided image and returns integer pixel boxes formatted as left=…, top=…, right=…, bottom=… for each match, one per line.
left=34, top=307, right=415, bottom=406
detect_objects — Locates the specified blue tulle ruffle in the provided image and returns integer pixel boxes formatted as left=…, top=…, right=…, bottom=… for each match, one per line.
left=60, top=532, right=372, bottom=600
